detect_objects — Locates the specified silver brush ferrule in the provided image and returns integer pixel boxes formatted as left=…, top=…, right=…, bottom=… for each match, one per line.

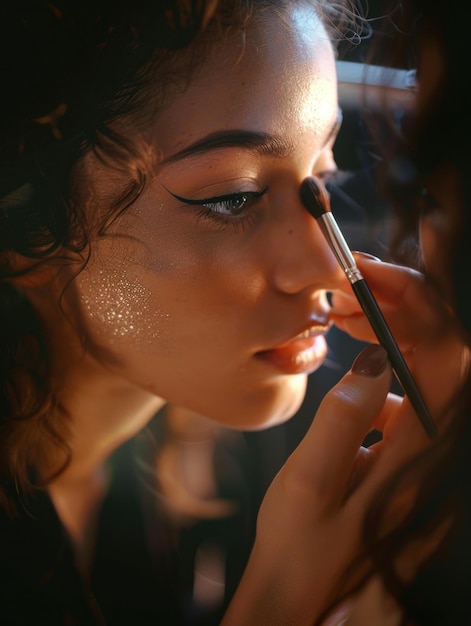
left=319, top=213, right=363, bottom=283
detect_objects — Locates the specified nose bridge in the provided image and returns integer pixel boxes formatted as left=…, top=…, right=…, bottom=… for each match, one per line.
left=271, top=195, right=344, bottom=294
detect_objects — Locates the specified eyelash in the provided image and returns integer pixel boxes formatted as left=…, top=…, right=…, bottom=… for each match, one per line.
left=168, top=187, right=268, bottom=232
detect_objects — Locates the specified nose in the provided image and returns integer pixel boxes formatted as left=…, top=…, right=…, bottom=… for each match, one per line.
left=270, top=189, right=344, bottom=294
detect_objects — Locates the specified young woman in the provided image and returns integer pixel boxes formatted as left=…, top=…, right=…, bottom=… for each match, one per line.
left=5, top=1, right=465, bottom=624
left=0, top=1, right=363, bottom=623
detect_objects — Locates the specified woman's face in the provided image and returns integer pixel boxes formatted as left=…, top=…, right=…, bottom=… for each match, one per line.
left=68, top=4, right=344, bottom=430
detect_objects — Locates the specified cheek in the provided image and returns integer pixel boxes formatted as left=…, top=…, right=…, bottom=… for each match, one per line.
left=77, top=265, right=170, bottom=346
left=73, top=225, right=265, bottom=359
left=71, top=220, right=179, bottom=351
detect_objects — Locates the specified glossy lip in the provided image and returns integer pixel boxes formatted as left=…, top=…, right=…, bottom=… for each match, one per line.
left=255, top=321, right=331, bottom=375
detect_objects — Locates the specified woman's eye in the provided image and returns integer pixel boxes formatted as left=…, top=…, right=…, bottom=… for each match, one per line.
left=165, top=187, right=268, bottom=220
left=201, top=193, right=252, bottom=216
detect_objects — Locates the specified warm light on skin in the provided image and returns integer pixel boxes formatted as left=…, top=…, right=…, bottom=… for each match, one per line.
left=36, top=4, right=345, bottom=438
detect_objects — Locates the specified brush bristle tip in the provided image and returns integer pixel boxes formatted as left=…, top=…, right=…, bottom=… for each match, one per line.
left=300, top=176, right=329, bottom=219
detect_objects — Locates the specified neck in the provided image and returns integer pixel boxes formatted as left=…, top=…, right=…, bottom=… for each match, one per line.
left=45, top=352, right=165, bottom=479
left=46, top=365, right=164, bottom=575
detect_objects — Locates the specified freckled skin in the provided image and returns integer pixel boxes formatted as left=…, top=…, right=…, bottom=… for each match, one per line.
left=48, top=4, right=345, bottom=431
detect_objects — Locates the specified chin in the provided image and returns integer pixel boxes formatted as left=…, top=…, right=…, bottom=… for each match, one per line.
left=233, top=374, right=308, bottom=432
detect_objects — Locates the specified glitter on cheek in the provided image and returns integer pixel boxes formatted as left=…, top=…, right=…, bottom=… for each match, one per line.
left=78, top=269, right=170, bottom=344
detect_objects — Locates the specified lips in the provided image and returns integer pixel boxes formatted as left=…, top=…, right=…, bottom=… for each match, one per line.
left=256, top=323, right=330, bottom=375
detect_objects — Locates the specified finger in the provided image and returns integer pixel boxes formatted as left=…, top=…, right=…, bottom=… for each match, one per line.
left=330, top=257, right=453, bottom=350
left=354, top=255, right=450, bottom=331
left=286, top=344, right=392, bottom=511
left=370, top=392, right=403, bottom=432
left=331, top=395, right=403, bottom=502
left=332, top=255, right=467, bottom=421
left=352, top=399, right=434, bottom=515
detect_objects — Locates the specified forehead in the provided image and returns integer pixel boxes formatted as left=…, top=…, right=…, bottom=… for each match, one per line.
left=152, top=3, right=337, bottom=160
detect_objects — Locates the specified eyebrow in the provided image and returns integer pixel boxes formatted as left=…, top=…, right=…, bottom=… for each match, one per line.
left=162, top=130, right=294, bottom=164
left=162, top=108, right=343, bottom=165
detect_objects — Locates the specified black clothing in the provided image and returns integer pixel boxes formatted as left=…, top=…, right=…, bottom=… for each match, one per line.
left=0, top=434, right=255, bottom=626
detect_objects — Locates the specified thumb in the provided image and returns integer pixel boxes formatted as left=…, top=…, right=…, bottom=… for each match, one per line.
left=288, top=344, right=392, bottom=508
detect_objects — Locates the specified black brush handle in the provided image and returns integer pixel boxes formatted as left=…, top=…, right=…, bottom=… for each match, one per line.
left=351, top=279, right=437, bottom=438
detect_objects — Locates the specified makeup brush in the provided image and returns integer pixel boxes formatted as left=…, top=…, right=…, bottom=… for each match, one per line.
left=300, top=175, right=437, bottom=439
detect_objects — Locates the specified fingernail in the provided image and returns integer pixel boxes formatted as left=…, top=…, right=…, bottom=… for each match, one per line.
left=351, top=344, right=388, bottom=377
left=352, top=251, right=382, bottom=262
